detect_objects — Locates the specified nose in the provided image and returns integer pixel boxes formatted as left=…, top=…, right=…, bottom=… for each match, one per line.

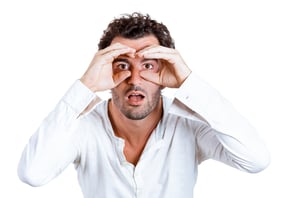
left=127, top=68, right=142, bottom=85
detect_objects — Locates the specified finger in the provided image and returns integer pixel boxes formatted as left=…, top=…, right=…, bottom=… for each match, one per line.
left=140, top=71, right=161, bottom=85
left=99, top=43, right=132, bottom=55
left=141, top=52, right=175, bottom=64
left=106, top=48, right=135, bottom=61
left=137, top=45, right=174, bottom=57
left=100, top=43, right=136, bottom=61
left=137, top=47, right=177, bottom=65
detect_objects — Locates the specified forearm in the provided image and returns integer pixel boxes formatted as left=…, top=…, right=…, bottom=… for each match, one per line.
left=18, top=80, right=100, bottom=186
left=171, top=73, right=270, bottom=172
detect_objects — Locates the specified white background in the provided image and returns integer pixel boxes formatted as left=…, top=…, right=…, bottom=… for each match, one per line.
left=0, top=0, right=288, bottom=197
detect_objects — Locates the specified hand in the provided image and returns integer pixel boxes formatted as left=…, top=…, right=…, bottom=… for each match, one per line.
left=80, top=43, right=135, bottom=92
left=137, top=45, right=191, bottom=88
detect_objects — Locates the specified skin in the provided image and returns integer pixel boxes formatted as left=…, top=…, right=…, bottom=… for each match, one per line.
left=80, top=35, right=191, bottom=165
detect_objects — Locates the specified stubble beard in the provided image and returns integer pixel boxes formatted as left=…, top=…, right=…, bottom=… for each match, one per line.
left=111, top=86, right=162, bottom=120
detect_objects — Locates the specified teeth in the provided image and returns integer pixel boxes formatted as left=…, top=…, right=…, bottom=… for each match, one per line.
left=129, top=94, right=139, bottom=98
left=128, top=94, right=144, bottom=98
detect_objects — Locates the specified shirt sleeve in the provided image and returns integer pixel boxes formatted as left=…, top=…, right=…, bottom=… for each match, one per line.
left=18, top=80, right=101, bottom=187
left=169, top=73, right=270, bottom=173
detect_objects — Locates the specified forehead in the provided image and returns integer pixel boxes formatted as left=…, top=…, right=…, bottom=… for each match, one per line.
left=111, top=35, right=160, bottom=51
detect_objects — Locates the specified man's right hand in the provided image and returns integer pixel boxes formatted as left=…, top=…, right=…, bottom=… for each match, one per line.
left=80, top=43, right=135, bottom=92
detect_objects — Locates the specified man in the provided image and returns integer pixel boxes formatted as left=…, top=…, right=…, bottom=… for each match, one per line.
left=18, top=12, right=270, bottom=197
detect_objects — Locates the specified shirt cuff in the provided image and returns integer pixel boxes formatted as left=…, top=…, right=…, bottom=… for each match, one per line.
left=173, top=73, right=217, bottom=120
left=62, top=80, right=98, bottom=115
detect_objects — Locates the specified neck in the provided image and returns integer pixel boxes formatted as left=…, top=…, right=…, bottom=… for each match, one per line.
left=108, top=98, right=163, bottom=145
left=108, top=97, right=163, bottom=165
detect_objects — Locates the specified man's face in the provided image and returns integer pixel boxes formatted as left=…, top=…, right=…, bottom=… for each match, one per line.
left=110, top=35, right=162, bottom=120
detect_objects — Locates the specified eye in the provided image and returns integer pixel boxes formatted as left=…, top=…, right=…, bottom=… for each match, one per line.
left=143, top=63, right=154, bottom=70
left=114, top=62, right=130, bottom=71
left=141, top=60, right=159, bottom=72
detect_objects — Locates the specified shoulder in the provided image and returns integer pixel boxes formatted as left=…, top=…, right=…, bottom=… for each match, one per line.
left=161, top=96, right=209, bottom=137
left=162, top=96, right=208, bottom=125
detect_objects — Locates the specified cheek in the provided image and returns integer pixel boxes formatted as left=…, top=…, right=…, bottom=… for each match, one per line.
left=147, top=85, right=162, bottom=98
left=111, top=87, right=123, bottom=99
left=113, top=82, right=126, bottom=92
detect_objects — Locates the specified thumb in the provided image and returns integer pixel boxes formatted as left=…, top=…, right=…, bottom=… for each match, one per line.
left=140, top=71, right=161, bottom=85
left=113, top=71, right=131, bottom=86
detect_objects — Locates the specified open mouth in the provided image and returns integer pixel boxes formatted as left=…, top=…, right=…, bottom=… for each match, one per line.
left=127, top=92, right=145, bottom=105
left=128, top=93, right=145, bottom=99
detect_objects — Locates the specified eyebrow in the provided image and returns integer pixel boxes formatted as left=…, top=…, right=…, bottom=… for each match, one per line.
left=112, top=58, right=158, bottom=64
left=112, top=58, right=129, bottom=64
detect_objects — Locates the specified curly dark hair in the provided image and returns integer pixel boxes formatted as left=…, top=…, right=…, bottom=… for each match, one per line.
left=98, top=12, right=175, bottom=50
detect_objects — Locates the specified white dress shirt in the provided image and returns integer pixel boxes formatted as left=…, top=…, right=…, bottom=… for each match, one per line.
left=18, top=73, right=270, bottom=198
